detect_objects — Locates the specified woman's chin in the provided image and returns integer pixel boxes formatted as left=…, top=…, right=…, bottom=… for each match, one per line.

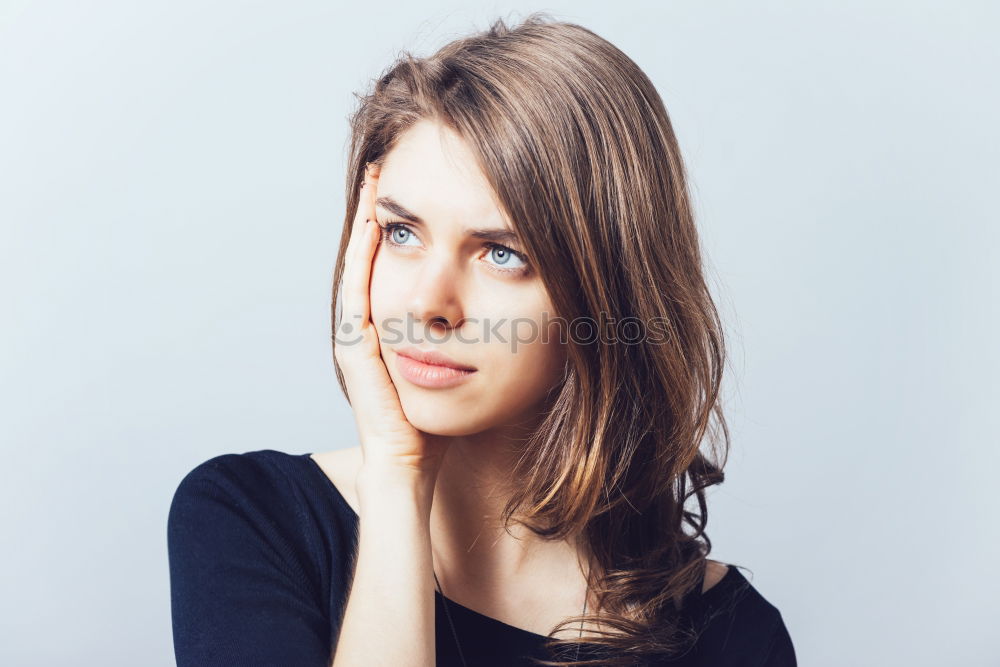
left=398, top=396, right=487, bottom=437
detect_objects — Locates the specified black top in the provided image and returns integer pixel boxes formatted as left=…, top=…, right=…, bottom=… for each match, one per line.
left=167, top=449, right=797, bottom=666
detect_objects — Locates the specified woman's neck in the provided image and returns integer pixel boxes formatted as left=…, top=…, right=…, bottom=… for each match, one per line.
left=427, top=429, right=590, bottom=598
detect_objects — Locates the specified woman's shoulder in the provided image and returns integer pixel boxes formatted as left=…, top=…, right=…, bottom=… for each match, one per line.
left=174, top=447, right=293, bottom=485
left=702, top=560, right=730, bottom=592
left=175, top=446, right=354, bottom=492
left=171, top=449, right=308, bottom=509
left=685, top=563, right=796, bottom=666
left=167, top=448, right=362, bottom=601
left=168, top=447, right=360, bottom=537
left=167, top=448, right=356, bottom=665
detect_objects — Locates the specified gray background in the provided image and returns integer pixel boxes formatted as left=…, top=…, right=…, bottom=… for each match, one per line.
left=2, top=1, right=997, bottom=665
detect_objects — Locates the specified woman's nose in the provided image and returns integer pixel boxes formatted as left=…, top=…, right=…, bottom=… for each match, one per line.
left=404, top=256, right=465, bottom=332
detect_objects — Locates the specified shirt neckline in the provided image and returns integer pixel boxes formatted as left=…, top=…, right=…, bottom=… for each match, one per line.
left=300, top=451, right=742, bottom=641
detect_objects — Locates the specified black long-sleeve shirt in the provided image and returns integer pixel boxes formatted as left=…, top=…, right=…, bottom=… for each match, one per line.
left=167, top=449, right=797, bottom=666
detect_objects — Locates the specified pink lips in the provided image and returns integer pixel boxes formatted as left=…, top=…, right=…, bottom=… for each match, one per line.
left=393, top=346, right=477, bottom=389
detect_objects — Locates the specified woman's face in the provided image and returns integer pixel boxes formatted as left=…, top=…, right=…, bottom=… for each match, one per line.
left=369, top=119, right=566, bottom=437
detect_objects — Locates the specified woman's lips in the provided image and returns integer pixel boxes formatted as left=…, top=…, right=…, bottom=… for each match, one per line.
left=394, top=350, right=477, bottom=389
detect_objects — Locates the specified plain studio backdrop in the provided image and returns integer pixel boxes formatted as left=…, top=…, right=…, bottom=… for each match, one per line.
left=1, top=1, right=997, bottom=665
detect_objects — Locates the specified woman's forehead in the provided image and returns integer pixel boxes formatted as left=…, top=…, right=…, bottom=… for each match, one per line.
left=380, top=120, right=477, bottom=181
left=377, top=124, right=509, bottom=232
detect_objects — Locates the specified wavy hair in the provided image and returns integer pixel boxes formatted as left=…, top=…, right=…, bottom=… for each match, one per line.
left=331, top=12, right=731, bottom=666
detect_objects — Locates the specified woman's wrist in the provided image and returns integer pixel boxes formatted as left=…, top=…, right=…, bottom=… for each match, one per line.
left=356, top=460, right=437, bottom=516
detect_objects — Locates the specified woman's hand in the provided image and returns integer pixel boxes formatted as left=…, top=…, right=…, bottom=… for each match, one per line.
left=334, top=164, right=450, bottom=481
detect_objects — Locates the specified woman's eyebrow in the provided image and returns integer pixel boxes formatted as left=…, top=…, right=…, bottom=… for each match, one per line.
left=376, top=195, right=423, bottom=223
left=376, top=195, right=520, bottom=245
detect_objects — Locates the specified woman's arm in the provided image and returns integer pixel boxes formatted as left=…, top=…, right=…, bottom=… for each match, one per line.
left=331, top=465, right=437, bottom=666
left=329, top=166, right=450, bottom=665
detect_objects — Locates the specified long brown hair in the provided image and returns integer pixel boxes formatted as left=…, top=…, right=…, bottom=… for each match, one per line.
left=332, top=12, right=730, bottom=666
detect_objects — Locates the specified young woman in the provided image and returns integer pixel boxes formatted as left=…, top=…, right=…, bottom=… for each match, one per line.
left=168, top=14, right=796, bottom=667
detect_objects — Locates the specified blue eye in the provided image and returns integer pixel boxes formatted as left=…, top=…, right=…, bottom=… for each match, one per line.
left=380, top=221, right=530, bottom=277
left=383, top=222, right=421, bottom=247
left=485, top=244, right=526, bottom=269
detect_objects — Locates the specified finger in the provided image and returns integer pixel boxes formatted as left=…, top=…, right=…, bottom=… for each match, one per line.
left=344, top=179, right=370, bottom=271
left=349, top=169, right=379, bottom=266
left=355, top=218, right=383, bottom=326
left=343, top=179, right=381, bottom=327
left=341, top=171, right=381, bottom=334
left=336, top=181, right=366, bottom=333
